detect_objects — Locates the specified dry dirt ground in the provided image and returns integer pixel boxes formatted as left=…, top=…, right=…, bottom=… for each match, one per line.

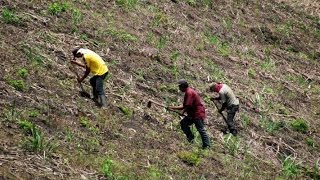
left=0, top=0, right=319, bottom=179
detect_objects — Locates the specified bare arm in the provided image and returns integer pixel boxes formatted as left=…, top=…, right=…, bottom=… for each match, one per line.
left=71, top=60, right=86, bottom=69
left=78, top=67, right=90, bottom=83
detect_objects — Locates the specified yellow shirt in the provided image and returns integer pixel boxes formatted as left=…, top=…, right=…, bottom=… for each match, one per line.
left=80, top=49, right=108, bottom=76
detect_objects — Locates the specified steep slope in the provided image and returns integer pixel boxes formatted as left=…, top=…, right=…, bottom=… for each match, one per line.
left=0, top=0, right=319, bottom=179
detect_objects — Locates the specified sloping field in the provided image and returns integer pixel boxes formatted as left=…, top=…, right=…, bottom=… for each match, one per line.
left=0, top=0, right=319, bottom=179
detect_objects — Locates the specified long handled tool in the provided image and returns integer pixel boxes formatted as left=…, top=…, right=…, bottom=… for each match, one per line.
left=69, top=66, right=91, bottom=98
left=212, top=100, right=227, bottom=122
left=147, top=99, right=186, bottom=117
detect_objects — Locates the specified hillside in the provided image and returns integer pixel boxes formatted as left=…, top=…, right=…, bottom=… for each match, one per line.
left=0, top=0, right=319, bottom=179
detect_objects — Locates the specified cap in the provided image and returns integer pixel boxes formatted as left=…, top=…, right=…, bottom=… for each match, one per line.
left=178, top=79, right=188, bottom=88
left=72, top=47, right=81, bottom=56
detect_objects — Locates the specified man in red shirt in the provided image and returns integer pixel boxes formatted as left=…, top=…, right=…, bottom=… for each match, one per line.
left=168, top=79, right=210, bottom=149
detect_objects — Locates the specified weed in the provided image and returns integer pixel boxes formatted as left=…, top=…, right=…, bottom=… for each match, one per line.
left=290, top=119, right=308, bottom=133
left=223, top=134, right=241, bottom=156
left=204, top=59, right=226, bottom=81
left=24, top=125, right=57, bottom=156
left=241, top=114, right=251, bottom=128
left=29, top=109, right=40, bottom=118
left=186, top=0, right=196, bottom=7
left=222, top=18, right=233, bottom=29
left=21, top=45, right=44, bottom=65
left=115, top=0, right=138, bottom=9
left=18, top=119, right=33, bottom=134
left=105, top=27, right=138, bottom=42
left=276, top=21, right=293, bottom=38
left=281, top=156, right=300, bottom=178
left=64, top=129, right=73, bottom=142
left=152, top=12, right=168, bottom=27
left=217, top=42, right=231, bottom=57
left=17, top=68, right=28, bottom=79
left=118, top=105, right=133, bottom=118
left=260, top=58, right=275, bottom=70
left=148, top=166, right=163, bottom=180
left=79, top=116, right=90, bottom=128
left=48, top=2, right=70, bottom=15
left=177, top=151, right=201, bottom=166
left=305, top=138, right=315, bottom=148
left=101, top=158, right=114, bottom=178
left=308, top=160, right=319, bottom=179
left=71, top=8, right=83, bottom=32
left=204, top=32, right=219, bottom=46
left=1, top=8, right=21, bottom=25
left=248, top=68, right=256, bottom=78
left=157, top=35, right=168, bottom=50
left=259, top=116, right=285, bottom=134
left=8, top=79, right=27, bottom=91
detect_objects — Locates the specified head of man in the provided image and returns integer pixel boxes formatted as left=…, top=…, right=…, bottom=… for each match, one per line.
left=209, top=82, right=222, bottom=93
left=72, top=47, right=83, bottom=58
left=178, top=79, right=188, bottom=92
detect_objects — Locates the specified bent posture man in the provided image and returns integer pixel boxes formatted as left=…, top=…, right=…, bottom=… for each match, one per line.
left=210, top=83, right=239, bottom=135
left=169, top=80, right=210, bottom=149
left=71, top=47, right=108, bottom=107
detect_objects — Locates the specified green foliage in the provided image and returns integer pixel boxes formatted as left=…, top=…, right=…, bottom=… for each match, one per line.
left=24, top=125, right=57, bottom=155
left=223, top=134, right=241, bottom=156
left=101, top=158, right=114, bottom=179
left=105, top=27, right=138, bottom=42
left=80, top=117, right=90, bottom=128
left=148, top=166, right=163, bottom=180
left=157, top=35, right=168, bottom=49
left=8, top=79, right=27, bottom=91
left=118, top=105, right=133, bottom=117
left=248, top=68, right=256, bottom=78
left=260, top=116, right=285, bottom=134
left=152, top=12, right=168, bottom=27
left=241, top=114, right=251, bottom=128
left=48, top=2, right=70, bottom=15
left=17, top=68, right=28, bottom=79
left=29, top=109, right=40, bottom=118
left=276, top=21, right=293, bottom=38
left=18, top=119, right=33, bottom=133
left=290, top=119, right=308, bottom=133
left=281, top=156, right=300, bottom=178
left=1, top=8, right=21, bottom=25
left=260, top=58, right=275, bottom=70
left=305, top=138, right=315, bottom=148
left=115, top=0, right=138, bottom=9
left=21, top=45, right=44, bottom=65
left=71, top=8, right=83, bottom=32
left=177, top=151, right=202, bottom=166
left=204, top=59, right=226, bottom=81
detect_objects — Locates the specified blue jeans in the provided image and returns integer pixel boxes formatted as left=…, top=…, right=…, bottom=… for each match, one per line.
left=180, top=117, right=210, bottom=148
left=89, top=72, right=108, bottom=98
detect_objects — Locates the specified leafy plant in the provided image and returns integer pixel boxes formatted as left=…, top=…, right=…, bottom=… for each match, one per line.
left=281, top=156, right=300, bottom=178
left=118, top=105, right=133, bottom=117
left=156, top=35, right=168, bottom=49
left=21, top=45, right=44, bottom=65
left=48, top=2, right=70, bottom=15
left=71, top=8, right=83, bottom=32
left=223, top=134, right=241, bottom=156
left=290, top=119, right=308, bottom=133
left=17, top=68, right=28, bottom=79
left=260, top=116, right=285, bottom=134
left=241, top=114, right=251, bottom=128
left=29, top=109, right=40, bottom=118
left=248, top=68, right=256, bottom=78
left=105, top=27, right=138, bottom=42
left=152, top=12, right=168, bottom=27
left=1, top=8, right=21, bottom=25
left=18, top=119, right=34, bottom=134
left=177, top=151, right=202, bottom=166
left=24, top=125, right=57, bottom=156
left=8, top=79, right=26, bottom=91
left=101, top=158, right=114, bottom=178
left=115, top=0, right=138, bottom=9
left=305, top=138, right=316, bottom=148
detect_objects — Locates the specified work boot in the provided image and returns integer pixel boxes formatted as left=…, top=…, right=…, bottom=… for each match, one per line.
left=97, top=95, right=107, bottom=107
left=230, top=129, right=238, bottom=136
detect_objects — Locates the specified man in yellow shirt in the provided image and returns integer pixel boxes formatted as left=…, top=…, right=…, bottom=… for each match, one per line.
left=71, top=47, right=108, bottom=107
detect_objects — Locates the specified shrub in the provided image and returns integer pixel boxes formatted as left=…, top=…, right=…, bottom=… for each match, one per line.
left=290, top=119, right=308, bottom=133
left=177, top=151, right=201, bottom=166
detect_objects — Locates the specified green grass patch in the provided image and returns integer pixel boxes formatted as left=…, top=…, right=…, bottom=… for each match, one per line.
left=105, top=27, right=138, bottom=42
left=29, top=109, right=40, bottom=118
left=260, top=116, right=285, bottom=134
left=290, top=119, right=308, bottom=133
left=118, top=105, right=133, bottom=118
left=281, top=156, right=300, bottom=178
left=223, top=134, right=241, bottom=156
left=305, top=138, right=316, bottom=148
left=18, top=119, right=34, bottom=134
left=177, top=151, right=202, bottom=166
left=1, top=8, right=21, bottom=25
left=21, top=45, right=45, bottom=65
left=115, top=0, right=138, bottom=9
left=17, top=68, right=28, bottom=79
left=48, top=2, right=70, bottom=15
left=8, top=79, right=27, bottom=91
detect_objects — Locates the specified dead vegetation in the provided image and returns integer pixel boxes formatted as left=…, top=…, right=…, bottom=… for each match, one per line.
left=0, top=0, right=319, bottom=179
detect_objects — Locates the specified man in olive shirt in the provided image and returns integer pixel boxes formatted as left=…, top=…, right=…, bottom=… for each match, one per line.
left=71, top=48, right=108, bottom=107
left=210, top=83, right=239, bottom=135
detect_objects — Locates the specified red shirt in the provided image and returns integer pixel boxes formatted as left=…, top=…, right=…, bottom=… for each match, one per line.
left=183, top=87, right=206, bottom=120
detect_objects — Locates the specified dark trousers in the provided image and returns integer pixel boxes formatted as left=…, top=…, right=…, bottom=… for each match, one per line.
left=89, top=72, right=108, bottom=98
left=226, top=105, right=239, bottom=133
left=180, top=117, right=210, bottom=148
